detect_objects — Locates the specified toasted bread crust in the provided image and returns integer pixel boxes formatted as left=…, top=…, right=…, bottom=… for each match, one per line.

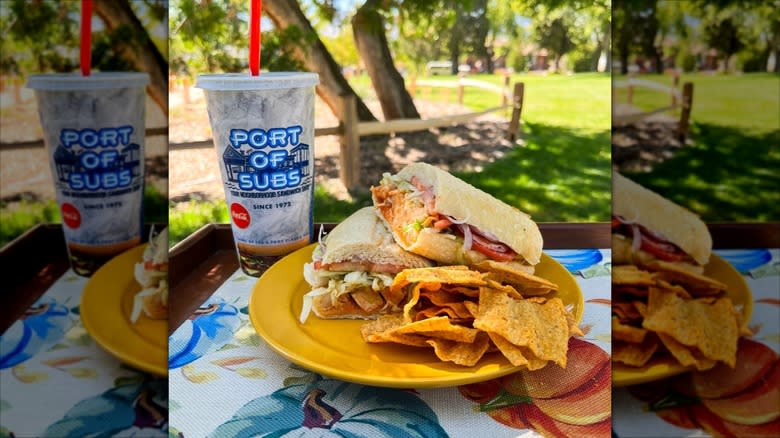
left=613, top=171, right=711, bottom=265
left=321, top=207, right=433, bottom=268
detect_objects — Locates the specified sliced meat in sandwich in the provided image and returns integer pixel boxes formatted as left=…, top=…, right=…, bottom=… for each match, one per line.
left=370, top=163, right=542, bottom=273
left=612, top=171, right=712, bottom=274
left=300, top=207, right=433, bottom=322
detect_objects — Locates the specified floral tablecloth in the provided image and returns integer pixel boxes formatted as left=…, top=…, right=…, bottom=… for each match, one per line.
left=613, top=249, right=780, bottom=438
left=168, top=249, right=612, bottom=438
left=0, top=270, right=168, bottom=437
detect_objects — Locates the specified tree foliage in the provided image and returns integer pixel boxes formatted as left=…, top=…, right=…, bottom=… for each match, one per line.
left=0, top=0, right=166, bottom=76
left=169, top=0, right=303, bottom=76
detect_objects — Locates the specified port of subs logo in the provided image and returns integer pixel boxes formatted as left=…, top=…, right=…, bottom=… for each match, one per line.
left=61, top=203, right=82, bottom=229
left=230, top=203, right=250, bottom=229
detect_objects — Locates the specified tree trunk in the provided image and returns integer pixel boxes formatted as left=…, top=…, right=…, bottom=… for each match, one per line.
left=352, top=0, right=419, bottom=120
left=93, top=0, right=168, bottom=115
left=654, top=52, right=663, bottom=74
left=265, top=0, right=376, bottom=122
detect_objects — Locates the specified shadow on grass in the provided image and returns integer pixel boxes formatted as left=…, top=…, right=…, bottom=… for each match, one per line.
left=623, top=124, right=780, bottom=222
left=457, top=122, right=611, bottom=222
left=314, top=121, right=612, bottom=223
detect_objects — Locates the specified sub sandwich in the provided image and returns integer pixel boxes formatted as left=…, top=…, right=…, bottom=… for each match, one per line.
left=301, top=207, right=433, bottom=322
left=612, top=171, right=711, bottom=274
left=131, top=227, right=168, bottom=322
left=370, top=163, right=542, bottom=273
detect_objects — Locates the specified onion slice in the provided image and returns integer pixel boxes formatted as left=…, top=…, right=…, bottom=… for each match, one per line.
left=317, top=224, right=327, bottom=252
left=299, top=287, right=331, bottom=324
left=460, top=223, right=473, bottom=251
left=446, top=215, right=470, bottom=225
left=631, top=225, right=642, bottom=253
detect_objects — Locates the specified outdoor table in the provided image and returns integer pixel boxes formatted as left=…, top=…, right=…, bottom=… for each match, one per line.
left=2, top=222, right=776, bottom=437
left=0, top=225, right=168, bottom=437
left=167, top=222, right=613, bottom=437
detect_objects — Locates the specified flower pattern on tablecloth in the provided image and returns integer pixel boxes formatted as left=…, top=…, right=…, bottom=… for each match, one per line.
left=0, top=271, right=168, bottom=438
left=0, top=297, right=72, bottom=369
left=42, top=376, right=168, bottom=437
left=168, top=297, right=242, bottom=369
left=459, top=338, right=611, bottom=438
left=209, top=370, right=448, bottom=437
left=613, top=249, right=780, bottom=438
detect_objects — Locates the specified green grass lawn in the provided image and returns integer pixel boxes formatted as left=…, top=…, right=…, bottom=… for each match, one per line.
left=310, top=72, right=612, bottom=225
left=613, top=73, right=780, bottom=221
left=0, top=186, right=168, bottom=248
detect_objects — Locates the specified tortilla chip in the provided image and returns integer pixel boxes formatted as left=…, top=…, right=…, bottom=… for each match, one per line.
left=392, top=316, right=479, bottom=343
left=633, top=301, right=648, bottom=318
left=360, top=314, right=404, bottom=342
left=643, top=288, right=738, bottom=367
left=366, top=332, right=431, bottom=347
left=487, top=333, right=548, bottom=370
left=442, top=285, right=481, bottom=298
left=612, top=316, right=648, bottom=344
left=614, top=286, right=649, bottom=298
left=613, top=265, right=655, bottom=286
left=566, top=309, right=584, bottom=337
left=426, top=332, right=490, bottom=366
left=474, top=288, right=569, bottom=367
left=485, top=279, right=523, bottom=300
left=645, top=260, right=727, bottom=296
left=414, top=305, right=473, bottom=322
left=463, top=300, right=480, bottom=317
left=654, top=279, right=693, bottom=299
left=612, top=301, right=643, bottom=324
left=472, top=260, right=557, bottom=296
left=657, top=333, right=718, bottom=371
left=613, top=336, right=659, bottom=367
left=421, top=289, right=463, bottom=306
left=391, top=266, right=486, bottom=292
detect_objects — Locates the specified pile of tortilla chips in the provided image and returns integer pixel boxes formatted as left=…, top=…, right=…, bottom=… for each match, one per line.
left=360, top=265, right=582, bottom=369
left=612, top=262, right=750, bottom=371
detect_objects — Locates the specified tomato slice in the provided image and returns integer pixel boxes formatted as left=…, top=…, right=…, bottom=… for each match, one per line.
left=470, top=234, right=516, bottom=261
left=640, top=238, right=685, bottom=262
left=313, top=260, right=322, bottom=270
left=433, top=219, right=452, bottom=230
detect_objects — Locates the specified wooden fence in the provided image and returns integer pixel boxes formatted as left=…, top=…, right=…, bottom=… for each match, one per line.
left=327, top=76, right=524, bottom=191
left=1, top=75, right=525, bottom=193
left=613, top=72, right=694, bottom=141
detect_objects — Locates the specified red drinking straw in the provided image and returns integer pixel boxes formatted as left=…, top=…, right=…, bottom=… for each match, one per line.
left=249, top=0, right=262, bottom=76
left=80, top=0, right=92, bottom=76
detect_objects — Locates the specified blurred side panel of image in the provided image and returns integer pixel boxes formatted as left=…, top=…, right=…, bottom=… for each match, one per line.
left=0, top=1, right=169, bottom=436
left=611, top=1, right=779, bottom=437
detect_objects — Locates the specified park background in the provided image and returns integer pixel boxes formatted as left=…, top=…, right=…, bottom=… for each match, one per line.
left=612, top=0, right=779, bottom=222
left=167, top=0, right=612, bottom=246
left=0, top=0, right=777, bottom=248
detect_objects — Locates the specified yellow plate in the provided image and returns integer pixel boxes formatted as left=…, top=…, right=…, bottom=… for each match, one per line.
left=81, top=244, right=168, bottom=376
left=249, top=244, right=583, bottom=388
left=612, top=254, right=752, bottom=387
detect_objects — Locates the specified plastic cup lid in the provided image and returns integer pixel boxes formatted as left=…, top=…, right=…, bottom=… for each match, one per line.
left=26, top=72, right=150, bottom=90
left=196, top=72, right=319, bottom=90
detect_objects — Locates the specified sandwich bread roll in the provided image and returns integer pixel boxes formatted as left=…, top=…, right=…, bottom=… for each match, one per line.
left=371, top=163, right=542, bottom=268
left=613, top=171, right=711, bottom=267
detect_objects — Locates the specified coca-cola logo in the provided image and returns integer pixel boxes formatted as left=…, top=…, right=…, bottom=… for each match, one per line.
left=61, top=203, right=81, bottom=229
left=230, top=203, right=250, bottom=229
